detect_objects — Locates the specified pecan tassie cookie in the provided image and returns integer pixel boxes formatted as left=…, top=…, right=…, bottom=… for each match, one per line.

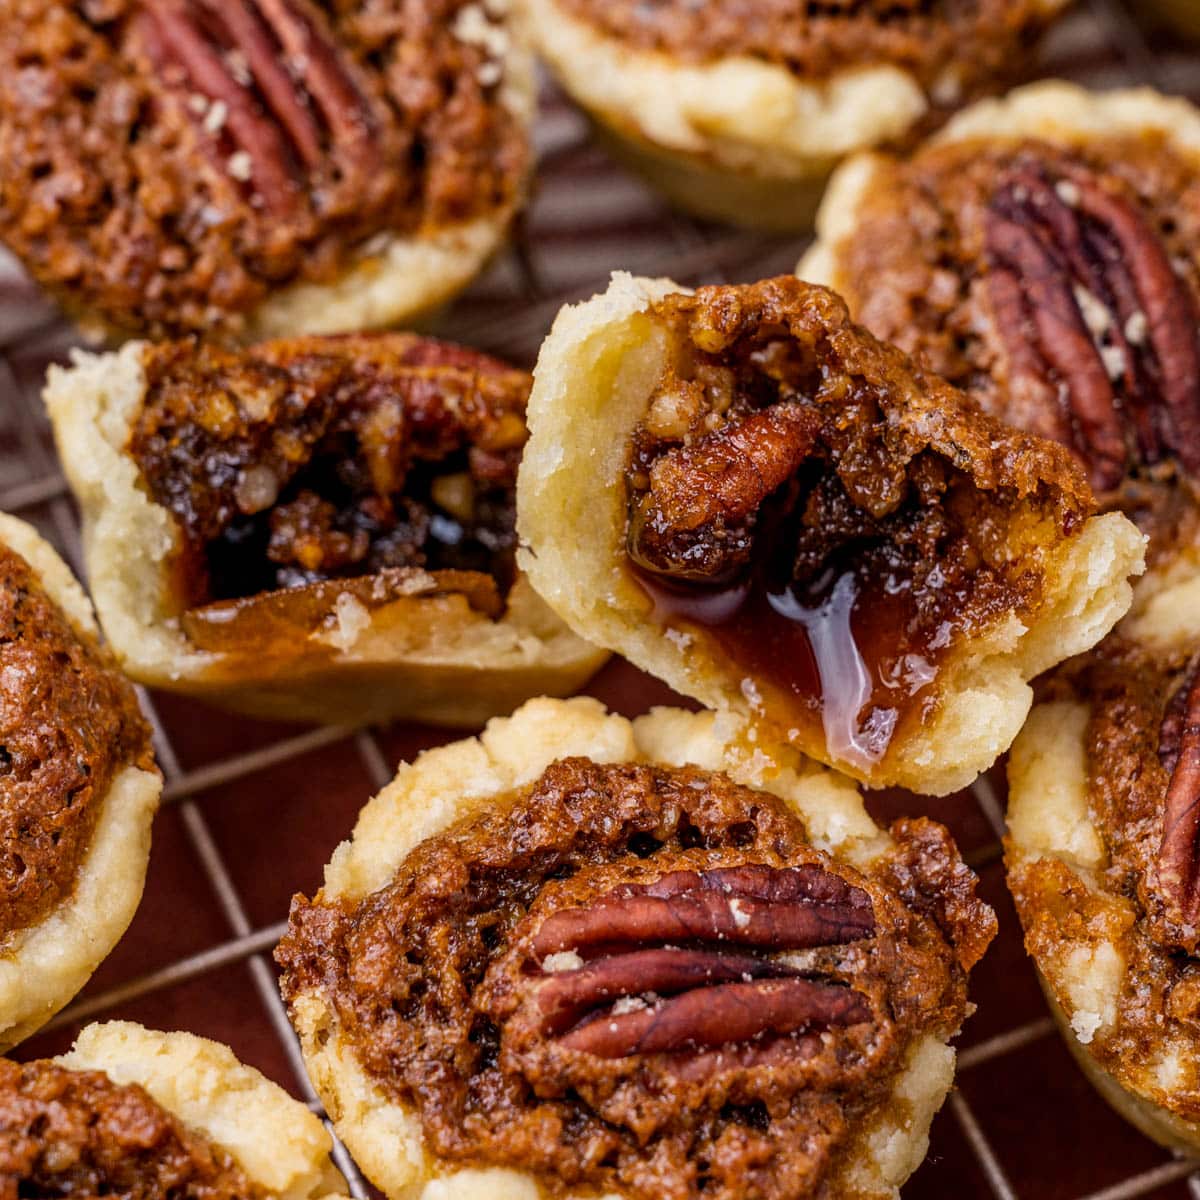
left=801, top=82, right=1200, bottom=648
left=277, top=697, right=996, bottom=1200
left=2, top=1021, right=348, bottom=1198
left=0, top=0, right=533, bottom=341
left=1006, top=633, right=1200, bottom=1150
left=0, top=513, right=159, bottom=1051
left=516, top=274, right=1144, bottom=794
left=45, top=332, right=606, bottom=726
left=519, top=0, right=1069, bottom=230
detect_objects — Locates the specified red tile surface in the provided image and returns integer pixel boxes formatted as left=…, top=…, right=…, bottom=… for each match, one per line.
left=4, top=7, right=1200, bottom=1199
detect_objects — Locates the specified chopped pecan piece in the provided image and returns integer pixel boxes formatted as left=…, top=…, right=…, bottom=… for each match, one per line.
left=136, top=0, right=381, bottom=219
left=1156, top=657, right=1200, bottom=924
left=985, top=161, right=1200, bottom=490
left=532, top=864, right=875, bottom=1059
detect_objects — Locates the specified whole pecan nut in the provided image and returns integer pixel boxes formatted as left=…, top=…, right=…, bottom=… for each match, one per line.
left=1156, top=657, right=1200, bottom=924
left=530, top=864, right=876, bottom=1059
left=985, top=161, right=1200, bottom=490
left=134, top=0, right=382, bottom=219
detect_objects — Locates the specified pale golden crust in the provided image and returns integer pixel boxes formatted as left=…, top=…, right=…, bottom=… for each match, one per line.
left=515, top=272, right=1143, bottom=794
left=0, top=515, right=160, bottom=1051
left=285, top=696, right=962, bottom=1200
left=799, top=81, right=1200, bottom=641
left=519, top=0, right=1067, bottom=230
left=44, top=342, right=607, bottom=727
left=1006, top=632, right=1200, bottom=1150
left=55, top=1021, right=349, bottom=1200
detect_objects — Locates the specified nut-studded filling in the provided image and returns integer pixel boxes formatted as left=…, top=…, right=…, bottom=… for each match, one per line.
left=556, top=0, right=1058, bottom=103
left=828, top=136, right=1200, bottom=561
left=1009, top=642, right=1200, bottom=1110
left=0, top=0, right=527, bottom=336
left=625, top=278, right=1092, bottom=771
left=0, top=1058, right=266, bottom=1199
left=127, top=334, right=529, bottom=650
left=278, top=757, right=994, bottom=1200
left=0, top=541, right=154, bottom=942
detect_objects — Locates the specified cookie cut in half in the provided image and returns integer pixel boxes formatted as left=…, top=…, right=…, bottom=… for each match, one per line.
left=3, top=1020, right=348, bottom=1198
left=277, top=696, right=996, bottom=1200
left=1006, top=633, right=1200, bottom=1151
left=0, top=0, right=533, bottom=341
left=517, top=274, right=1144, bottom=794
left=0, top=514, right=160, bottom=1051
left=800, top=81, right=1200, bottom=650
left=45, top=333, right=606, bottom=727
left=518, top=0, right=1069, bottom=231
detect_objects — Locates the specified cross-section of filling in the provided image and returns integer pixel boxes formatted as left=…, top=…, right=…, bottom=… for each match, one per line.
left=823, top=135, right=1200, bottom=565
left=623, top=278, right=1094, bottom=772
left=0, top=1058, right=266, bottom=1199
left=278, top=757, right=995, bottom=1200
left=126, top=333, right=529, bottom=653
left=0, top=541, right=153, bottom=944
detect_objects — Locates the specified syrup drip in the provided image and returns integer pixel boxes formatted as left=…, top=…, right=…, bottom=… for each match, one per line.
left=634, top=550, right=945, bottom=772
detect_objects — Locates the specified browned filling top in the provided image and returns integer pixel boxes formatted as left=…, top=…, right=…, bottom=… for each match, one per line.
left=557, top=0, right=1059, bottom=97
left=828, top=135, right=1200, bottom=563
left=277, top=758, right=995, bottom=1200
left=1009, top=641, right=1200, bottom=1114
left=127, top=333, right=529, bottom=651
left=624, top=277, right=1093, bottom=773
left=0, top=1058, right=267, bottom=1199
left=0, top=541, right=154, bottom=942
left=0, top=0, right=527, bottom=337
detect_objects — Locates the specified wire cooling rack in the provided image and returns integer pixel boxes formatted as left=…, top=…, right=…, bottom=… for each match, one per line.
left=5, top=3, right=1200, bottom=1196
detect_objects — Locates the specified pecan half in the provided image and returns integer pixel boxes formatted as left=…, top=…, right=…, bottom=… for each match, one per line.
left=1156, top=658, right=1200, bottom=924
left=531, top=864, right=875, bottom=1059
left=627, top=403, right=819, bottom=582
left=135, top=0, right=381, bottom=219
left=985, top=162, right=1200, bottom=490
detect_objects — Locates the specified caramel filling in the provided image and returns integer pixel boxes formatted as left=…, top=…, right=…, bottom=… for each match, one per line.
left=625, top=280, right=1089, bottom=771
left=278, top=756, right=993, bottom=1200
left=127, top=335, right=529, bottom=653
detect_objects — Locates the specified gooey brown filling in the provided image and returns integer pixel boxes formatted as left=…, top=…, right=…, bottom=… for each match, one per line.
left=624, top=279, right=1092, bottom=771
left=0, top=541, right=154, bottom=942
left=830, top=136, right=1200, bottom=564
left=127, top=334, right=530, bottom=652
left=278, top=757, right=995, bottom=1200
left=0, top=1059, right=267, bottom=1199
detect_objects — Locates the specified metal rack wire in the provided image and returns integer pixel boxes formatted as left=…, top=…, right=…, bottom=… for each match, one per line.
left=5, top=2, right=1200, bottom=1196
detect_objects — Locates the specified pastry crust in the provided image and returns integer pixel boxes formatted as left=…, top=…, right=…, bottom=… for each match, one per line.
left=519, top=0, right=1067, bottom=230
left=799, top=81, right=1200, bottom=633
left=51, top=1021, right=348, bottom=1200
left=44, top=341, right=606, bottom=727
left=284, top=695, right=974, bottom=1200
left=1006, top=612, right=1200, bottom=1150
left=0, top=514, right=160, bottom=1051
left=515, top=272, right=1144, bottom=794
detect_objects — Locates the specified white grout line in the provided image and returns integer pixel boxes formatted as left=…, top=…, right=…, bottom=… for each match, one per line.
left=958, top=1018, right=1057, bottom=1072
left=971, top=772, right=1008, bottom=842
left=355, top=728, right=395, bottom=791
left=1073, top=1159, right=1199, bottom=1200
left=950, top=1092, right=1019, bottom=1200
left=0, top=471, right=65, bottom=511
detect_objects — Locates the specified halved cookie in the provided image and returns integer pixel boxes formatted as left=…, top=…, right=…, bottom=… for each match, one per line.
left=1006, top=632, right=1200, bottom=1150
left=800, top=81, right=1200, bottom=648
left=519, top=0, right=1069, bottom=230
left=5, top=1020, right=347, bottom=1198
left=0, top=514, right=160, bottom=1051
left=516, top=274, right=1144, bottom=793
left=0, top=0, right=533, bottom=341
left=277, top=696, right=996, bottom=1200
left=45, top=332, right=606, bottom=727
